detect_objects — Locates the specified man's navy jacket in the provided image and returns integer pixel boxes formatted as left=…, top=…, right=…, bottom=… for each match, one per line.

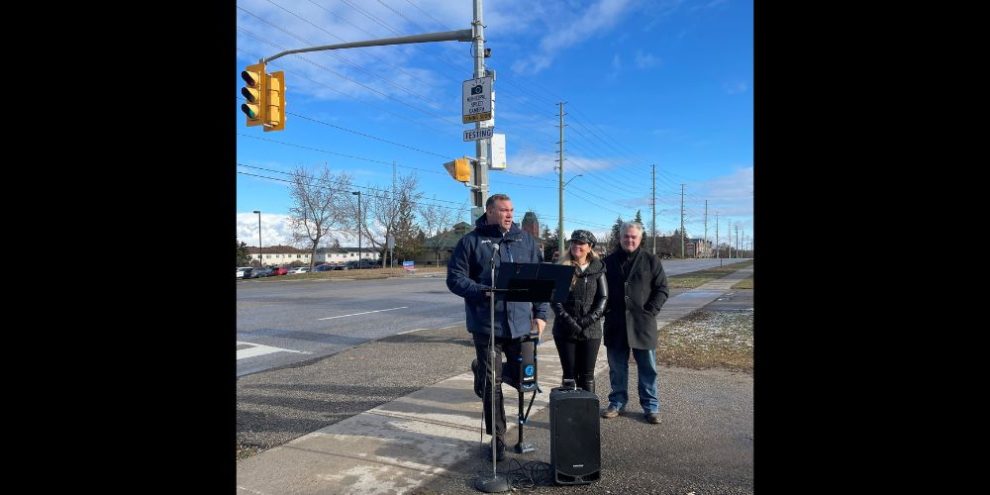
left=446, top=215, right=549, bottom=338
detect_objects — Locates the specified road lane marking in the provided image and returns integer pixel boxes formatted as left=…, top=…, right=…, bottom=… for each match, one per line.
left=318, top=306, right=408, bottom=320
left=236, top=341, right=309, bottom=360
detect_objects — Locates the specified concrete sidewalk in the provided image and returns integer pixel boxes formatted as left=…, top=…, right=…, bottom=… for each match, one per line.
left=237, top=265, right=753, bottom=494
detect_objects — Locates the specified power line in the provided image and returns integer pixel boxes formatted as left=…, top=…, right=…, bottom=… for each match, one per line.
left=238, top=162, right=463, bottom=205
left=402, top=0, right=453, bottom=30
left=237, top=169, right=465, bottom=212
left=252, top=1, right=449, bottom=110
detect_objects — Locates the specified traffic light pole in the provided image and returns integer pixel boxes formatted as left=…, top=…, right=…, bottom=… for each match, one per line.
left=244, top=2, right=490, bottom=223
left=259, top=29, right=473, bottom=64
left=249, top=7, right=494, bottom=217
left=470, top=0, right=490, bottom=221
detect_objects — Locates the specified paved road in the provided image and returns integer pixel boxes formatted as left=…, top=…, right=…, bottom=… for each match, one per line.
left=237, top=259, right=750, bottom=377
left=237, top=275, right=462, bottom=377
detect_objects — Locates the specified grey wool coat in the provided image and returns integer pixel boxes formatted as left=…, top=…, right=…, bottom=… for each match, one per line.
left=602, top=248, right=669, bottom=350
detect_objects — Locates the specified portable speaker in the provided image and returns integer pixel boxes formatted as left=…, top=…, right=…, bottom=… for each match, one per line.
left=549, top=386, right=601, bottom=485
left=501, top=338, right=537, bottom=391
left=518, top=339, right=537, bottom=390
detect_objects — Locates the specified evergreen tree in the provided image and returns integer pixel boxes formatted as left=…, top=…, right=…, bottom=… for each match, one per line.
left=608, top=216, right=625, bottom=252
left=236, top=240, right=251, bottom=267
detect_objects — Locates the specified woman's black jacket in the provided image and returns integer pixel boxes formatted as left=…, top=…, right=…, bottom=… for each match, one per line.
left=551, top=257, right=608, bottom=341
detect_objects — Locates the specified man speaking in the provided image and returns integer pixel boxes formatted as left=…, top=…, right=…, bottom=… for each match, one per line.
left=446, top=193, right=548, bottom=462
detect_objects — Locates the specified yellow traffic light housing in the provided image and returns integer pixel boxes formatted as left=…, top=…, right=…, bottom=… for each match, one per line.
left=264, top=71, right=285, bottom=132
left=240, top=63, right=266, bottom=127
left=444, top=157, right=473, bottom=183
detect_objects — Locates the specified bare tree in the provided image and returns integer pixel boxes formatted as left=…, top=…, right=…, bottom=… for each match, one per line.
left=418, top=197, right=455, bottom=266
left=363, top=172, right=424, bottom=268
left=288, top=165, right=353, bottom=269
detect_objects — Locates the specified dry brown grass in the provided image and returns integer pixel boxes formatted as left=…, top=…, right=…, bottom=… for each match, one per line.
left=731, top=276, right=753, bottom=289
left=251, top=265, right=448, bottom=282
left=656, top=309, right=753, bottom=372
left=667, top=260, right=753, bottom=288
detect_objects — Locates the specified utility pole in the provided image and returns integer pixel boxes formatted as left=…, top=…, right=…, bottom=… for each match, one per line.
left=735, top=224, right=740, bottom=258
left=470, top=0, right=490, bottom=219
left=716, top=212, right=721, bottom=266
left=651, top=164, right=656, bottom=255
left=703, top=200, right=708, bottom=258
left=727, top=221, right=732, bottom=258
left=557, top=101, right=566, bottom=261
left=680, top=184, right=685, bottom=259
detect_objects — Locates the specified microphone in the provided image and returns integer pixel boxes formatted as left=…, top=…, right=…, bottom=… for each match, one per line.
left=489, top=239, right=501, bottom=266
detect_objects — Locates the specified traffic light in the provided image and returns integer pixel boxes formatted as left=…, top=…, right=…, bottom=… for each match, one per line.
left=240, top=63, right=266, bottom=127
left=443, top=157, right=473, bottom=183
left=264, top=71, right=285, bottom=132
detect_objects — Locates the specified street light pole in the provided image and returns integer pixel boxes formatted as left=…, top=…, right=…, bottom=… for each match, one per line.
left=252, top=210, right=262, bottom=267
left=352, top=191, right=362, bottom=264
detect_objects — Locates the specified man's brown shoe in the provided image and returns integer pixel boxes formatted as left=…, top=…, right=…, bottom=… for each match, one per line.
left=601, top=405, right=620, bottom=418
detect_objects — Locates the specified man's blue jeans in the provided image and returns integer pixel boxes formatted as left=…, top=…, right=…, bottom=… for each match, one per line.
left=606, top=343, right=659, bottom=414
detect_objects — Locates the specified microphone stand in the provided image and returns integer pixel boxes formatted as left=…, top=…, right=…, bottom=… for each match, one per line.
left=475, top=242, right=510, bottom=493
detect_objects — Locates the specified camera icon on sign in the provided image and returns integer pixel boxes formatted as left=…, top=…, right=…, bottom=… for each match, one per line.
left=471, top=84, right=483, bottom=95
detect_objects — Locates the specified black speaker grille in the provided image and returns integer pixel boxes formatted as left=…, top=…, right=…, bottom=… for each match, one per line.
left=549, top=387, right=601, bottom=484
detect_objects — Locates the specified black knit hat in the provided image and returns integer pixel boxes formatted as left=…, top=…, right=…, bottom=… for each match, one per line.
left=569, top=229, right=596, bottom=246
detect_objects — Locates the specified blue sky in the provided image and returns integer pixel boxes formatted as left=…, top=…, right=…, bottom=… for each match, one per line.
left=236, top=0, right=753, bottom=251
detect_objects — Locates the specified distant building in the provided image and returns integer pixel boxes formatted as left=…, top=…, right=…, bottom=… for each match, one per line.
left=249, top=245, right=380, bottom=266
left=314, top=246, right=381, bottom=264
left=249, top=245, right=311, bottom=266
left=414, top=222, right=472, bottom=266
left=686, top=238, right=713, bottom=258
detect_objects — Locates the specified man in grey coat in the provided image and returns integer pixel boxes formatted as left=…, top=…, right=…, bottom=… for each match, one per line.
left=601, top=221, right=669, bottom=424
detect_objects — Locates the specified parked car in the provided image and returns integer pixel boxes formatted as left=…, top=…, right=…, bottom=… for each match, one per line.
left=289, top=266, right=309, bottom=274
left=272, top=266, right=289, bottom=276
left=314, top=263, right=334, bottom=272
left=236, top=266, right=254, bottom=279
left=346, top=259, right=379, bottom=269
left=253, top=267, right=273, bottom=277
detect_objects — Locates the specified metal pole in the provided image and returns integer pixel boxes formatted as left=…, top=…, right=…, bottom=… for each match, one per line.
left=471, top=0, right=489, bottom=219
left=253, top=210, right=262, bottom=267
left=716, top=212, right=722, bottom=266
left=558, top=102, right=565, bottom=261
left=263, top=29, right=473, bottom=63
left=680, top=184, right=685, bottom=259
left=652, top=164, right=656, bottom=255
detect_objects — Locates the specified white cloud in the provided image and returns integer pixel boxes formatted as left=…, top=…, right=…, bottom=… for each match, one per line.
left=506, top=150, right=620, bottom=177
left=237, top=212, right=380, bottom=249
left=635, top=50, right=660, bottom=69
left=724, top=81, right=749, bottom=94
left=692, top=167, right=754, bottom=235
left=607, top=53, right=623, bottom=81
left=236, top=0, right=455, bottom=105
left=511, top=0, right=635, bottom=75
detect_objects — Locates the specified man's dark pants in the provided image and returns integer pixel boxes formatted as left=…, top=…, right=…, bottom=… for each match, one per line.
left=472, top=332, right=523, bottom=441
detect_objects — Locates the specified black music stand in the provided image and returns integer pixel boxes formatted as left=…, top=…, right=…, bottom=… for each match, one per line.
left=494, top=262, right=572, bottom=304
